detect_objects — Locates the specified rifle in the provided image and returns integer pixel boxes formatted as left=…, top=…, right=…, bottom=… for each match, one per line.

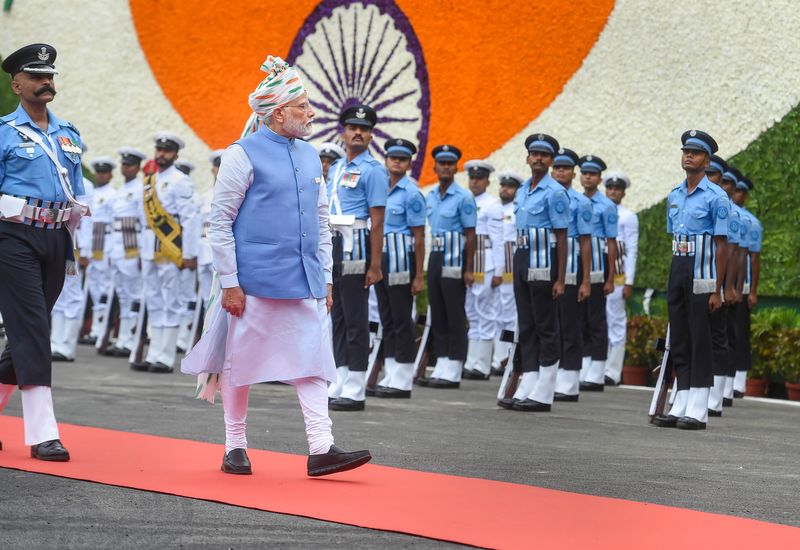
left=648, top=324, right=672, bottom=421
left=413, top=306, right=432, bottom=381
left=366, top=323, right=384, bottom=389
left=95, top=279, right=118, bottom=355
left=496, top=329, right=520, bottom=400
left=128, top=289, right=149, bottom=367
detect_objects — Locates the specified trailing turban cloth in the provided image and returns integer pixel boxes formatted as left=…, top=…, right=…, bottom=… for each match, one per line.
left=241, top=55, right=306, bottom=138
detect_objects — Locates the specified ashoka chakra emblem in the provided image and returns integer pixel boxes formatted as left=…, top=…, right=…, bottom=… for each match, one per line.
left=288, top=0, right=431, bottom=180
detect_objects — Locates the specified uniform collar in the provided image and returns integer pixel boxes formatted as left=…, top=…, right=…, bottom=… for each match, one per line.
left=524, top=173, right=556, bottom=194
left=680, top=175, right=711, bottom=195
left=390, top=175, right=409, bottom=193
left=7, top=103, right=68, bottom=134
left=437, top=181, right=458, bottom=198
left=346, top=150, right=372, bottom=167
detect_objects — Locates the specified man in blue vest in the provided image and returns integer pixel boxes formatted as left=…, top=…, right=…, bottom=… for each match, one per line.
left=325, top=104, right=389, bottom=412
left=0, top=44, right=89, bottom=460
left=206, top=55, right=370, bottom=476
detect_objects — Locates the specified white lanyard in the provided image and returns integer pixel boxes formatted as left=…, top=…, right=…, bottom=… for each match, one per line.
left=329, top=161, right=346, bottom=215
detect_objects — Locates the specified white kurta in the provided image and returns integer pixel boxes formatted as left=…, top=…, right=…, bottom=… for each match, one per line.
left=194, top=145, right=336, bottom=386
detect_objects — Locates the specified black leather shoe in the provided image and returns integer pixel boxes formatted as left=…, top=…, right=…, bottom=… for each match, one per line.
left=604, top=376, right=618, bottom=386
left=497, top=397, right=518, bottom=409
left=365, top=386, right=379, bottom=397
left=221, top=448, right=252, bottom=474
left=427, top=378, right=460, bottom=389
left=30, top=439, right=70, bottom=461
left=415, top=377, right=433, bottom=387
left=462, top=369, right=490, bottom=380
left=708, top=409, right=722, bottom=417
left=374, top=387, right=411, bottom=398
left=580, top=381, right=604, bottom=392
left=148, top=362, right=174, bottom=373
left=51, top=352, right=73, bottom=362
left=490, top=366, right=505, bottom=377
left=512, top=399, right=551, bottom=412
left=733, top=390, right=744, bottom=399
left=722, top=397, right=733, bottom=407
left=130, top=362, right=151, bottom=372
left=329, top=398, right=365, bottom=411
left=652, top=414, right=679, bottom=428
left=676, top=417, right=707, bottom=430
left=176, top=346, right=186, bottom=354
left=307, top=445, right=372, bottom=477
left=554, top=393, right=579, bottom=402
left=78, top=335, right=97, bottom=346
left=112, top=347, right=132, bottom=358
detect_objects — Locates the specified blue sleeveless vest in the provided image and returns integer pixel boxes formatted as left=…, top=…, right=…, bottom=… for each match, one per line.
left=234, top=127, right=326, bottom=299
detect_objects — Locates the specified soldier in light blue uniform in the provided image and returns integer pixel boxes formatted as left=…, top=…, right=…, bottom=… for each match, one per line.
left=653, top=130, right=729, bottom=430
left=418, top=144, right=477, bottom=389
left=577, top=154, right=618, bottom=391
left=326, top=104, right=389, bottom=411
left=0, top=44, right=88, bottom=461
left=373, top=138, right=426, bottom=398
left=549, top=148, right=593, bottom=401
left=731, top=176, right=761, bottom=398
left=499, top=133, right=569, bottom=412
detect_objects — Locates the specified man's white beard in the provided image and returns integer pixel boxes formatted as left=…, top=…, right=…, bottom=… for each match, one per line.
left=285, top=116, right=313, bottom=138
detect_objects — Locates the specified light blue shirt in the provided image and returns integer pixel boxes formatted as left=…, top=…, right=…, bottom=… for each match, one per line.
left=384, top=176, right=426, bottom=235
left=327, top=150, right=388, bottom=218
left=0, top=104, right=85, bottom=202
left=566, top=187, right=592, bottom=238
left=514, top=174, right=570, bottom=230
left=666, top=176, right=728, bottom=237
left=586, top=190, right=618, bottom=239
left=733, top=203, right=751, bottom=249
left=426, top=182, right=477, bottom=233
left=742, top=208, right=762, bottom=253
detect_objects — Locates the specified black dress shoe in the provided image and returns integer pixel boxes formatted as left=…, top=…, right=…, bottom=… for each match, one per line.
left=176, top=346, right=186, bottom=355
left=512, top=399, right=551, bottom=412
left=307, top=445, right=372, bottom=477
left=722, top=397, right=733, bottom=407
left=604, top=376, right=618, bottom=386
left=130, top=362, right=151, bottom=372
left=30, top=439, right=70, bottom=461
left=329, top=398, right=365, bottom=411
left=490, top=366, right=505, bottom=377
left=148, top=362, right=174, bottom=373
left=51, top=352, right=73, bottom=362
left=708, top=409, right=722, bottom=417
left=415, top=377, right=433, bottom=387
left=676, top=417, right=707, bottom=430
left=554, top=393, right=579, bottom=402
left=374, top=387, right=411, bottom=399
left=733, top=390, right=744, bottom=399
left=497, top=397, right=518, bottom=410
left=365, top=386, right=379, bottom=397
left=111, top=347, right=132, bottom=358
left=78, top=335, right=97, bottom=346
left=652, top=414, right=679, bottom=428
left=579, top=381, right=604, bottom=392
left=427, top=378, right=460, bottom=389
left=462, top=369, right=490, bottom=380
left=221, top=448, right=252, bottom=474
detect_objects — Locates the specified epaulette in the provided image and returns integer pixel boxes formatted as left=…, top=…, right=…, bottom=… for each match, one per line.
left=66, top=121, right=81, bottom=135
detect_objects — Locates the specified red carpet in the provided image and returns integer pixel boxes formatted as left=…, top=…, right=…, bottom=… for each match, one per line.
left=1, top=416, right=798, bottom=549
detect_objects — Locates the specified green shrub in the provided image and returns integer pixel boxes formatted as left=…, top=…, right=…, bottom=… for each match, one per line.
left=624, top=314, right=668, bottom=370
left=750, top=307, right=800, bottom=379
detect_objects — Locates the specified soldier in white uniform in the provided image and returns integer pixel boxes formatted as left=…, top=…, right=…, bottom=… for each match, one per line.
left=106, top=147, right=147, bottom=357
left=604, top=172, right=638, bottom=385
left=490, top=172, right=524, bottom=375
left=51, top=177, right=94, bottom=361
left=78, top=158, right=117, bottom=345
left=316, top=142, right=345, bottom=182
left=132, top=132, right=199, bottom=373
left=462, top=160, right=504, bottom=380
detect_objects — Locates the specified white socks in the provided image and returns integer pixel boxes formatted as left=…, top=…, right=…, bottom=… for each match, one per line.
left=708, top=376, right=726, bottom=412
left=668, top=389, right=689, bottom=418
left=585, top=360, right=607, bottom=385
left=555, top=369, right=580, bottom=396
left=341, top=370, right=367, bottom=401
left=605, top=344, right=625, bottom=384
left=529, top=362, right=558, bottom=404
left=378, top=358, right=398, bottom=388
left=440, top=359, right=464, bottom=382
left=734, top=371, right=747, bottom=393
left=512, top=371, right=538, bottom=401
left=686, top=387, right=710, bottom=423
left=579, top=356, right=591, bottom=382
left=328, top=366, right=348, bottom=399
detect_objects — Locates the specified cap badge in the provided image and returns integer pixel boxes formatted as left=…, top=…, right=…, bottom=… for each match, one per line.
left=586, top=155, right=593, bottom=161
left=537, top=134, right=544, bottom=140
left=442, top=145, right=450, bottom=151
left=356, top=108, right=366, bottom=119
left=690, top=130, right=697, bottom=137
left=37, top=47, right=50, bottom=62
left=396, top=139, right=403, bottom=146
left=557, top=148, right=564, bottom=154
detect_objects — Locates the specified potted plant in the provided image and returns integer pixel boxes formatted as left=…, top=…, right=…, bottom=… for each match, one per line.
left=777, top=327, right=800, bottom=401
left=749, top=308, right=800, bottom=397
left=623, top=315, right=667, bottom=386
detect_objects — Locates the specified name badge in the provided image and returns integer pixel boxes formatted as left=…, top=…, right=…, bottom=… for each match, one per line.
left=314, top=176, right=322, bottom=185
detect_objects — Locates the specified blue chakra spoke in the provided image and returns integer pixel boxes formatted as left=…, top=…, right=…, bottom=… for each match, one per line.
left=298, top=64, right=343, bottom=108
left=363, top=36, right=403, bottom=102
left=369, top=140, right=384, bottom=158
left=371, top=127, right=393, bottom=141
left=357, top=20, right=391, bottom=99
left=308, top=124, right=340, bottom=141
left=349, top=8, right=359, bottom=96
left=377, top=115, right=420, bottom=124
left=367, top=60, right=413, bottom=105
left=321, top=21, right=348, bottom=101
left=303, top=42, right=346, bottom=104
left=338, top=13, right=352, bottom=96
left=311, top=116, right=339, bottom=124
left=369, top=82, right=415, bottom=111
left=309, top=99, right=339, bottom=117
left=354, top=9, right=375, bottom=98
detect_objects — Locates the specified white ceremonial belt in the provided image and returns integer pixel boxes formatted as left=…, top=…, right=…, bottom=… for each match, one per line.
left=0, top=194, right=70, bottom=228
left=476, top=234, right=492, bottom=249
left=672, top=235, right=697, bottom=256
left=332, top=216, right=368, bottom=254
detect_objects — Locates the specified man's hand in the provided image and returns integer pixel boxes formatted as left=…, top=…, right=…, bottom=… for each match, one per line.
left=578, top=281, right=590, bottom=302
left=365, top=265, right=383, bottom=288
left=222, top=286, right=245, bottom=317
left=411, top=275, right=425, bottom=296
left=603, top=280, right=614, bottom=296
left=78, top=257, right=89, bottom=268
left=463, top=270, right=475, bottom=288
left=182, top=257, right=198, bottom=270
left=326, top=283, right=333, bottom=313
left=491, top=275, right=503, bottom=289
left=734, top=290, right=743, bottom=304
left=708, top=292, right=722, bottom=313
left=552, top=280, right=565, bottom=299
left=748, top=292, right=758, bottom=310
left=724, top=286, right=735, bottom=305
left=622, top=284, right=633, bottom=300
